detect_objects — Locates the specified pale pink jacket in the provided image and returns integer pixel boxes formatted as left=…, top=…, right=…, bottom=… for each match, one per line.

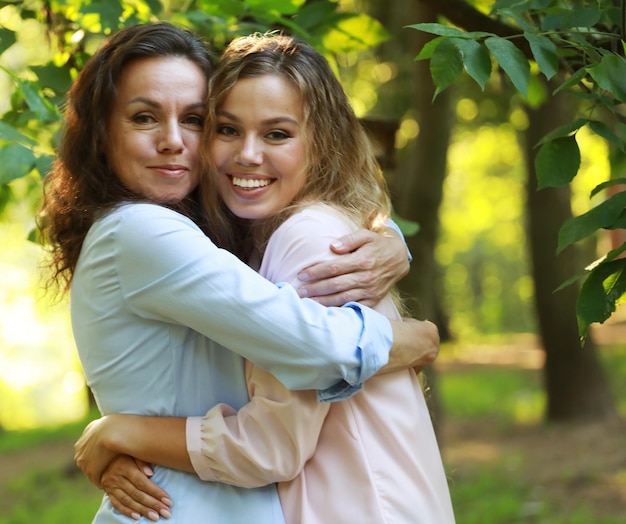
left=187, top=204, right=455, bottom=523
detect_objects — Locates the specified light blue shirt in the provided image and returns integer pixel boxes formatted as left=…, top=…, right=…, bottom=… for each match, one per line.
left=71, top=203, right=393, bottom=523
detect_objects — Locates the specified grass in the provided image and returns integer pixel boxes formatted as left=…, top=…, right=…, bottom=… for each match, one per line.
left=0, top=406, right=103, bottom=523
left=1, top=469, right=102, bottom=524
left=438, top=340, right=626, bottom=523
left=1, top=339, right=624, bottom=523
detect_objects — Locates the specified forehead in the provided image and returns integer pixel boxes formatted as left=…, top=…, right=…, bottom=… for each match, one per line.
left=116, top=56, right=207, bottom=98
left=221, top=74, right=303, bottom=115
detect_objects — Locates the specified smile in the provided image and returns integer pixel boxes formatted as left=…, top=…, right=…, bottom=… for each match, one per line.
left=232, top=176, right=272, bottom=189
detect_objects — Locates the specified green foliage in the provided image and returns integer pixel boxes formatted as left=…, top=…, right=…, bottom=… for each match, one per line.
left=408, top=0, right=626, bottom=339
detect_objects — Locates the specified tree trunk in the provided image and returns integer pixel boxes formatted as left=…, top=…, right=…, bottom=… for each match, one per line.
left=523, top=89, right=617, bottom=422
left=368, top=0, right=454, bottom=433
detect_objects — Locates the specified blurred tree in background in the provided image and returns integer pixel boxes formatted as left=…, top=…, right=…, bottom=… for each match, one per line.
left=0, top=0, right=622, bottom=428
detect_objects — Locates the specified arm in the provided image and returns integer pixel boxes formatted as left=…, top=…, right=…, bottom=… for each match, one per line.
left=77, top=364, right=329, bottom=517
left=297, top=224, right=410, bottom=307
left=81, top=207, right=429, bottom=518
left=384, top=317, right=439, bottom=374
left=96, top=203, right=393, bottom=398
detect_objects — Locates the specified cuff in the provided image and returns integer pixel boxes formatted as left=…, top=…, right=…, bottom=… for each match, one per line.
left=316, top=302, right=392, bottom=403
left=185, top=416, right=218, bottom=482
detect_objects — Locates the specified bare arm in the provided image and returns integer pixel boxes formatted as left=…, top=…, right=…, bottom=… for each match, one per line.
left=74, top=414, right=191, bottom=488
left=297, top=227, right=409, bottom=307
left=385, top=318, right=440, bottom=374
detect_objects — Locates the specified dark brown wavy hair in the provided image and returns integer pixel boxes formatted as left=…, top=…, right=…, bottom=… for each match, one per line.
left=38, top=22, right=213, bottom=294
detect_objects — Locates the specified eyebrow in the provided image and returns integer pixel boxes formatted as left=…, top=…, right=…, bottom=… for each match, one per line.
left=128, top=97, right=205, bottom=111
left=217, top=109, right=300, bottom=126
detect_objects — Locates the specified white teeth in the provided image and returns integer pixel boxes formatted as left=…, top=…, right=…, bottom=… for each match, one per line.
left=232, top=176, right=271, bottom=188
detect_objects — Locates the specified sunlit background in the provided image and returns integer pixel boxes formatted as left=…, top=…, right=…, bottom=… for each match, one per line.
left=0, top=0, right=616, bottom=433
left=0, top=182, right=86, bottom=431
left=0, top=120, right=609, bottom=431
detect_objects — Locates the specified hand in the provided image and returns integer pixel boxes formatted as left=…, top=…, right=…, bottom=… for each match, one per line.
left=102, top=455, right=173, bottom=522
left=297, top=228, right=409, bottom=307
left=74, top=416, right=119, bottom=488
left=384, top=317, right=439, bottom=374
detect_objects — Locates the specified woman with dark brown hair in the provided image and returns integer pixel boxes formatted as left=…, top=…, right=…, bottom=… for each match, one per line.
left=40, top=22, right=437, bottom=523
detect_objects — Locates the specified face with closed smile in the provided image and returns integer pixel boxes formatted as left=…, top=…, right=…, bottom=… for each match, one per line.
left=209, top=74, right=308, bottom=220
left=106, top=56, right=207, bottom=203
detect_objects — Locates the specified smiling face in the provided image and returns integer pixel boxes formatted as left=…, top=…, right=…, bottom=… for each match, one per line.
left=106, top=56, right=207, bottom=203
left=209, top=74, right=308, bottom=220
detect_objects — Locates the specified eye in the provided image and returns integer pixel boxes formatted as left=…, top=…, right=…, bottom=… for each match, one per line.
left=131, top=113, right=156, bottom=125
left=266, top=129, right=291, bottom=141
left=216, top=124, right=238, bottom=137
left=183, top=114, right=204, bottom=129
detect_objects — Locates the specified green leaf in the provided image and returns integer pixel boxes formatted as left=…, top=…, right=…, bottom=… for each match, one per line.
left=31, top=64, right=73, bottom=96
left=80, top=0, right=124, bottom=30
left=0, top=121, right=36, bottom=145
left=248, top=0, right=304, bottom=16
left=493, top=0, right=553, bottom=11
left=0, top=27, right=16, bottom=54
left=0, top=143, right=36, bottom=184
left=524, top=32, right=558, bottom=80
left=588, top=54, right=626, bottom=104
left=557, top=191, right=626, bottom=253
left=452, top=38, right=492, bottom=91
left=406, top=23, right=494, bottom=40
left=485, top=36, right=530, bottom=96
left=563, top=6, right=602, bottom=29
left=605, top=208, right=626, bottom=230
left=535, top=135, right=580, bottom=189
left=430, top=38, right=463, bottom=98
left=553, top=66, right=588, bottom=95
left=415, top=36, right=444, bottom=61
left=16, top=80, right=58, bottom=122
left=577, top=258, right=626, bottom=338
left=295, top=1, right=338, bottom=30
left=35, top=154, right=54, bottom=179
left=588, top=120, right=625, bottom=152
left=322, top=14, right=390, bottom=52
left=535, top=118, right=587, bottom=146
left=196, top=0, right=246, bottom=16
left=590, top=177, right=626, bottom=198
left=392, top=214, right=420, bottom=237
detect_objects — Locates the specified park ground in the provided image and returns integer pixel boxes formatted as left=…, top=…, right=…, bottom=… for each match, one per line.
left=1, top=324, right=625, bottom=522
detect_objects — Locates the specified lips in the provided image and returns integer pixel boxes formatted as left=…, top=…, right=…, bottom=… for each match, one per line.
left=151, top=165, right=189, bottom=178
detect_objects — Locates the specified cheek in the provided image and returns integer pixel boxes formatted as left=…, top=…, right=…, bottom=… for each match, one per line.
left=209, top=141, right=228, bottom=170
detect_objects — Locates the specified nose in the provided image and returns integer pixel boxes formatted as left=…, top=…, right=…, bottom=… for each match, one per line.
left=158, top=122, right=184, bottom=153
left=236, top=135, right=262, bottom=166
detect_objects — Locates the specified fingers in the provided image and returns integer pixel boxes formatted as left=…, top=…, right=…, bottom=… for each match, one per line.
left=101, top=456, right=172, bottom=521
left=299, top=253, right=375, bottom=284
left=298, top=270, right=380, bottom=306
left=107, top=487, right=170, bottom=521
left=327, top=229, right=377, bottom=254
